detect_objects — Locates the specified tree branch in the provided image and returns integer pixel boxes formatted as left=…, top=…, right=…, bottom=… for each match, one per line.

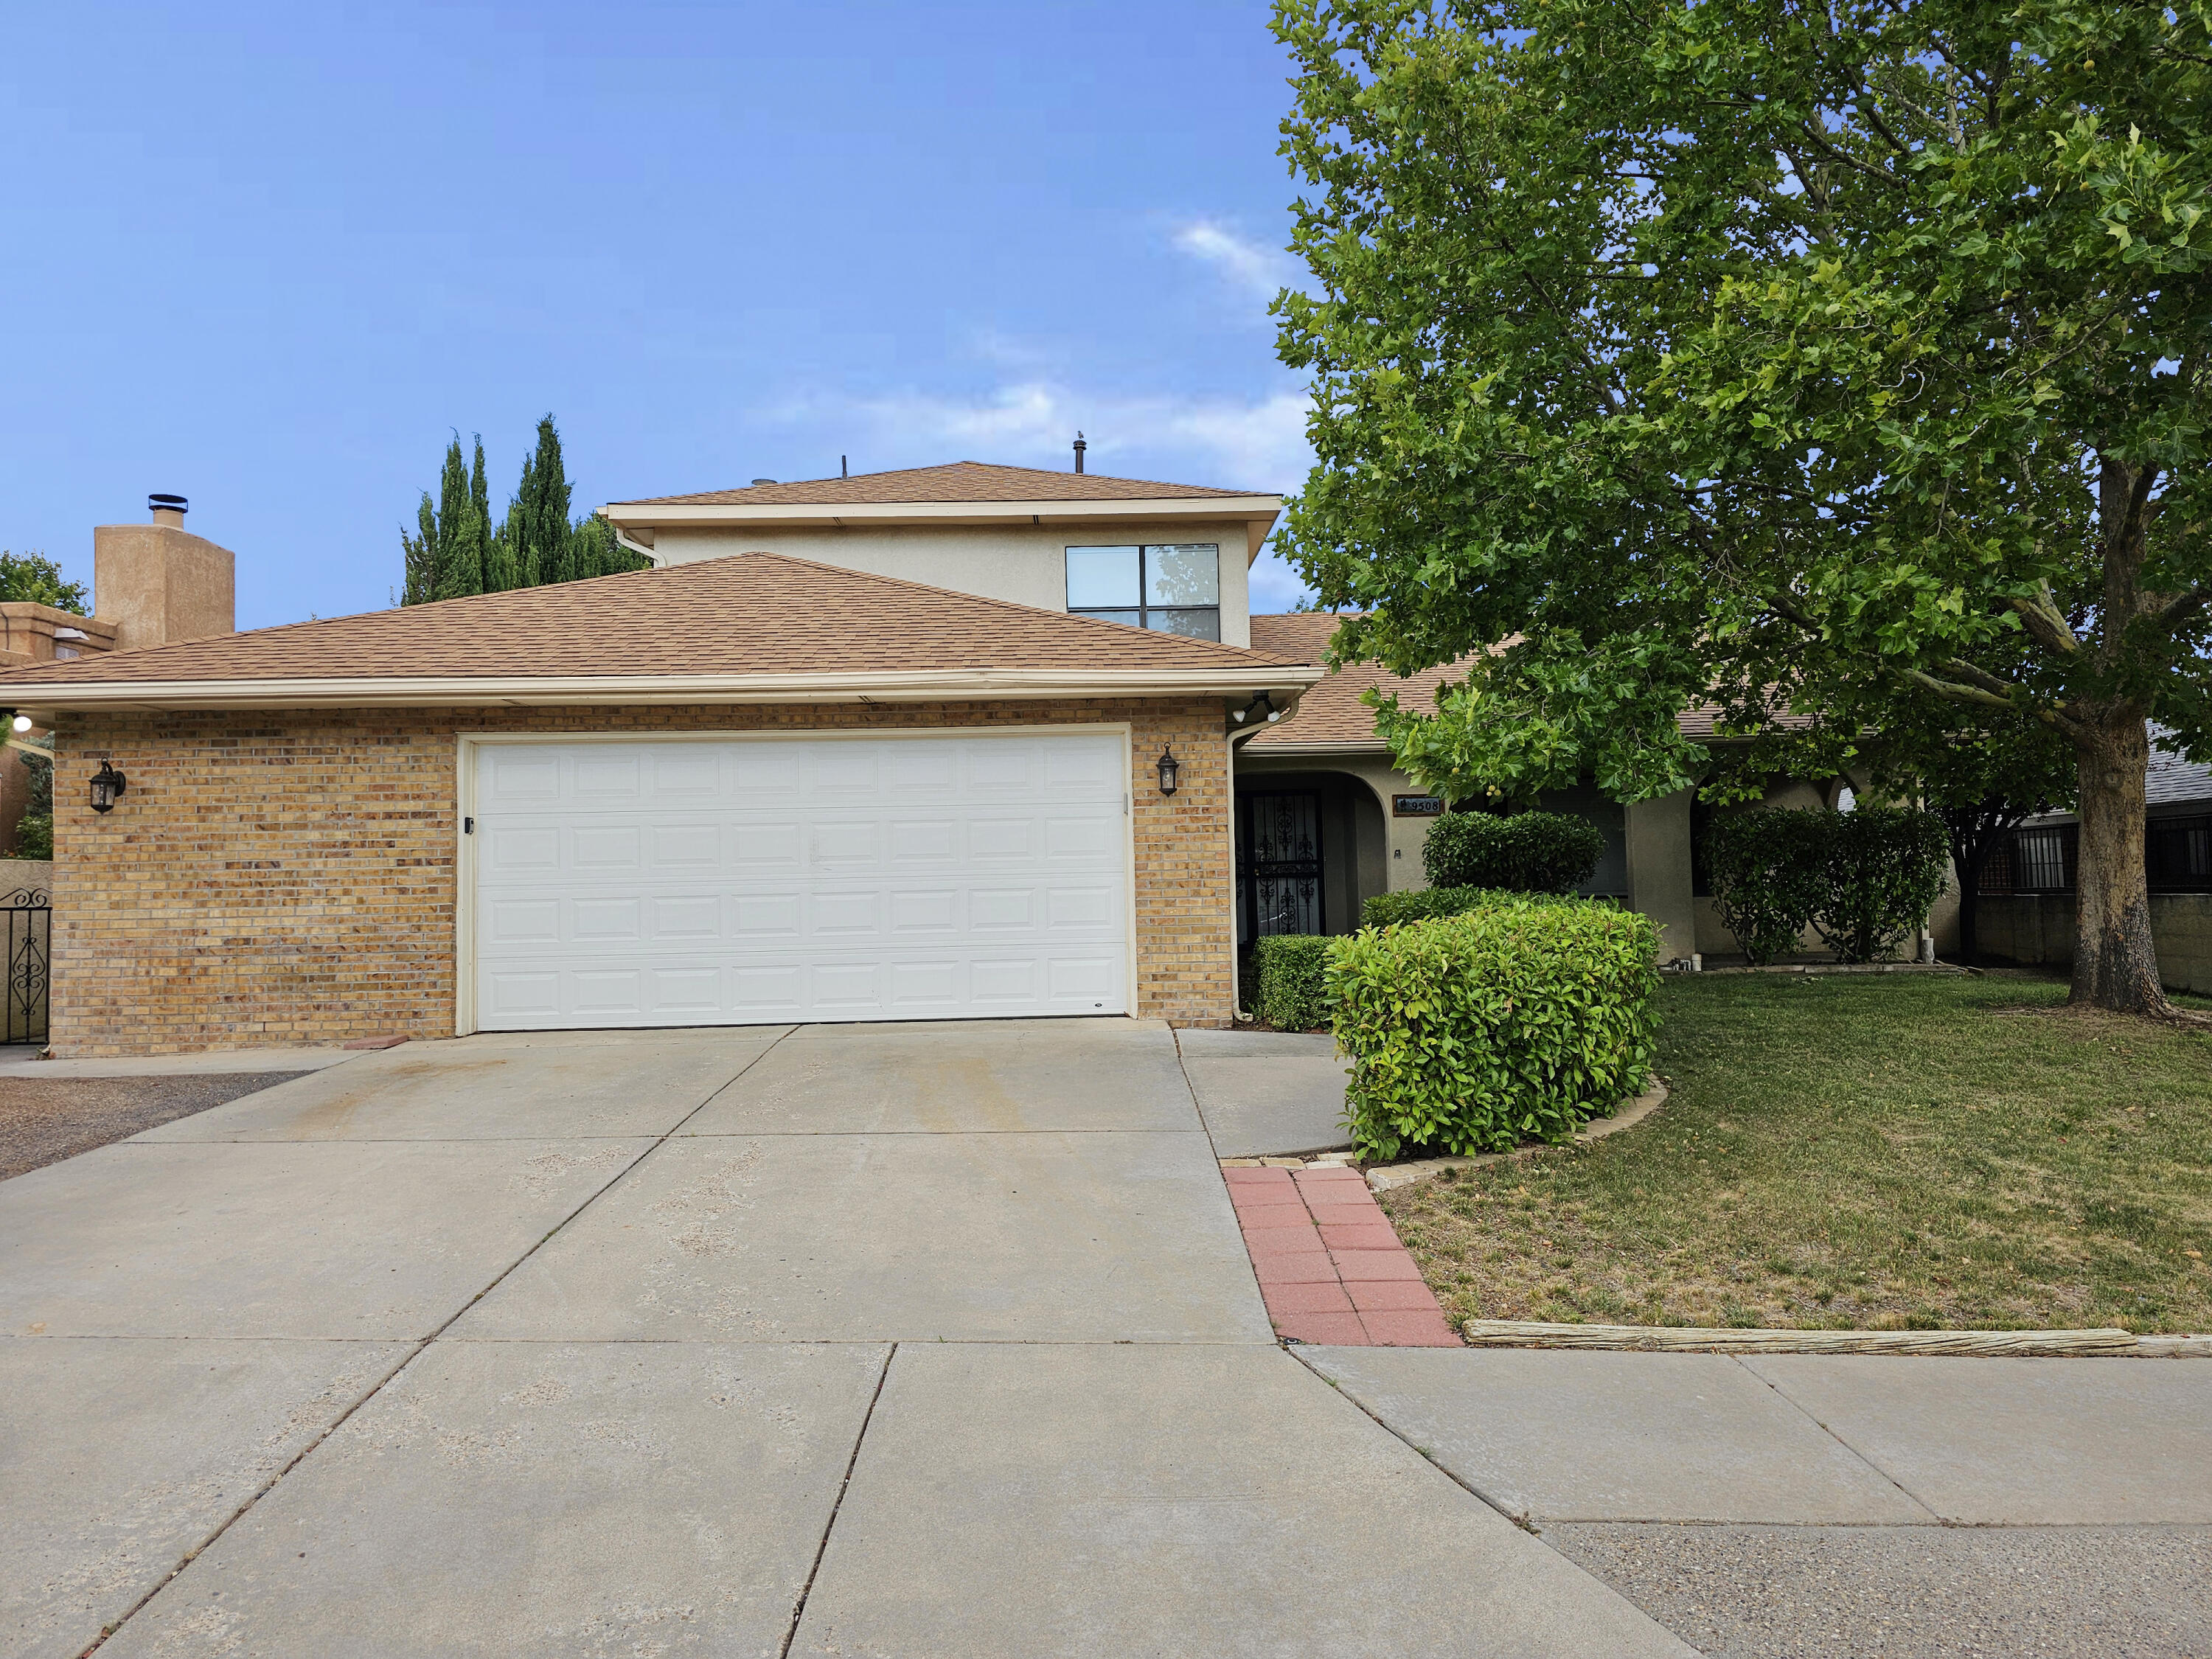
left=2006, top=583, right=2081, bottom=654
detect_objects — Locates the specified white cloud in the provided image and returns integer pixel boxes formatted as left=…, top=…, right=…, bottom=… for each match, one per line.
left=1172, top=219, right=1300, bottom=302
left=831, top=380, right=1314, bottom=495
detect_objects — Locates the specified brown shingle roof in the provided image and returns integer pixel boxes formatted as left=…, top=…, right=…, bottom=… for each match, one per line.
left=1246, top=613, right=1467, bottom=748
left=1247, top=614, right=1781, bottom=748
left=616, top=460, right=1267, bottom=509
left=0, top=553, right=1300, bottom=689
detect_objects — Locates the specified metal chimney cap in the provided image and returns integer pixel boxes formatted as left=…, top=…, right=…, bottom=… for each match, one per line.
left=148, top=493, right=188, bottom=514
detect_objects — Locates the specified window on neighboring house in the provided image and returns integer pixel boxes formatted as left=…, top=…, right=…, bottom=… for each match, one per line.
left=1065, top=544, right=1220, bottom=640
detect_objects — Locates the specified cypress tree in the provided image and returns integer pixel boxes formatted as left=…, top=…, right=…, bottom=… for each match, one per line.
left=431, top=436, right=482, bottom=600
left=400, top=493, right=439, bottom=605
left=508, top=415, right=573, bottom=588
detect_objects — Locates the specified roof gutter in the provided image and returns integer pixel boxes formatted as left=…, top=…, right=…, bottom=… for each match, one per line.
left=5, top=664, right=1324, bottom=720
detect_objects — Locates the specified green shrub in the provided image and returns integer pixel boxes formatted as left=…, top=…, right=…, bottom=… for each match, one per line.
left=1705, top=806, right=1951, bottom=964
left=1423, top=810, right=1607, bottom=893
left=11, top=815, right=50, bottom=860
left=1249, top=933, right=1334, bottom=1030
left=1329, top=897, right=1661, bottom=1161
left=1812, top=806, right=1952, bottom=963
left=1360, top=885, right=1496, bottom=928
left=1705, top=810, right=1828, bottom=964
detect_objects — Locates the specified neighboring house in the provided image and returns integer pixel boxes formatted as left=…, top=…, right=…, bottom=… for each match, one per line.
left=1975, top=731, right=2212, bottom=992
left=2, top=467, right=1321, bottom=1056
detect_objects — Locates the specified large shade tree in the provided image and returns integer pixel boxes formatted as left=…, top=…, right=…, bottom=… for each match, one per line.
left=1272, top=0, right=2212, bottom=1017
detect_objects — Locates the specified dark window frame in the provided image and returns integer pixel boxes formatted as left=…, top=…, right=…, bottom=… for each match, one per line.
left=1065, top=544, right=1221, bottom=640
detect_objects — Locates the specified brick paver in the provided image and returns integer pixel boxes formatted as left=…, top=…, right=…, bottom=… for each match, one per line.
left=1224, top=1166, right=1461, bottom=1348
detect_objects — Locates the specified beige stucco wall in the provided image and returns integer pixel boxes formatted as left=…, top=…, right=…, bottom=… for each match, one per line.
left=1236, top=749, right=1698, bottom=961
left=1975, top=893, right=2212, bottom=994
left=647, top=521, right=1256, bottom=647
left=1234, top=750, right=1433, bottom=891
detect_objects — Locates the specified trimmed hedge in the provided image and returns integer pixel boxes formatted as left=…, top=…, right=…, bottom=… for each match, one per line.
left=1706, top=806, right=1950, bottom=964
left=1360, top=885, right=1494, bottom=929
left=1248, top=933, right=1332, bottom=1030
left=1329, top=897, right=1660, bottom=1162
left=1423, top=810, right=1607, bottom=894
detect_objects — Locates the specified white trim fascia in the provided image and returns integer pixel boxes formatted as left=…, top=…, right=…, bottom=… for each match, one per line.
left=1234, top=737, right=1391, bottom=759
left=599, top=495, right=1282, bottom=531
left=9, top=665, right=1324, bottom=718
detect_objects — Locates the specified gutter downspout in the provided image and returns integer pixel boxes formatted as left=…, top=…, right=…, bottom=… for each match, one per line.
left=613, top=528, right=662, bottom=566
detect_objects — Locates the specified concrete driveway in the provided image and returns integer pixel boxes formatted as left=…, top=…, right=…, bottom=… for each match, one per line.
left=2, top=1020, right=1688, bottom=1659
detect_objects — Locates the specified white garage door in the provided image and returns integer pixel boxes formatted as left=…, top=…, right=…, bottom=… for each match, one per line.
left=469, top=731, right=1133, bottom=1030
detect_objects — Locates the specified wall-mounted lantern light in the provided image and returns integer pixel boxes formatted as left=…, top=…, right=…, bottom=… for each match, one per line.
left=1154, top=745, right=1180, bottom=796
left=89, top=759, right=127, bottom=814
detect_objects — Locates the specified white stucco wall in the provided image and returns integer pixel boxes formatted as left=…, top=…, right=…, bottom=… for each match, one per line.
left=647, top=521, right=1255, bottom=647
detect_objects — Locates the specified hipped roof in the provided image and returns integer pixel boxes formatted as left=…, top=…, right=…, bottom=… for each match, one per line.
left=0, top=553, right=1317, bottom=714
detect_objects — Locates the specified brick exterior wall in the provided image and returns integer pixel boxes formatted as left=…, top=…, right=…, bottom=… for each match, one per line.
left=49, top=699, right=1237, bottom=1056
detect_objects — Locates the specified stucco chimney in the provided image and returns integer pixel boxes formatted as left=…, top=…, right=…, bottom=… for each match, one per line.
left=93, top=493, right=237, bottom=653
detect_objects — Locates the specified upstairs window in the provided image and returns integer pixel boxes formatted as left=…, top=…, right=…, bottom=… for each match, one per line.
left=1066, top=544, right=1220, bottom=640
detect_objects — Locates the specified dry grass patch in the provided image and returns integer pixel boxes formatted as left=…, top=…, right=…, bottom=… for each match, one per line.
left=1382, top=974, right=2212, bottom=1332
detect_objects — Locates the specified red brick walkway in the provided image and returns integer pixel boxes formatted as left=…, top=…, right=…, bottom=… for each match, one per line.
left=1224, top=1166, right=1461, bottom=1346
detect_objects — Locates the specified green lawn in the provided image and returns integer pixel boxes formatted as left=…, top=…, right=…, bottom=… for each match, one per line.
left=1380, top=973, right=2212, bottom=1333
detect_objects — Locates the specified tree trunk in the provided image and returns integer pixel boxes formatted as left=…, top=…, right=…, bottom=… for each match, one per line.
left=2069, top=712, right=2166, bottom=1015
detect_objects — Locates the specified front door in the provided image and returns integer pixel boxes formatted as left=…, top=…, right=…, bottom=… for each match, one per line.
left=1237, top=790, right=1324, bottom=943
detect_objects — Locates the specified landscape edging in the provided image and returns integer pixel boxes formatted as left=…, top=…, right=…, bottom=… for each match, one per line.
left=1457, top=1319, right=2212, bottom=1358
left=1364, top=1082, right=1669, bottom=1193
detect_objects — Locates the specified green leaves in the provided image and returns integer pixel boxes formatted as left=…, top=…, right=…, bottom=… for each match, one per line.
left=1706, top=805, right=1952, bottom=964
left=1270, top=0, right=2212, bottom=790
left=1329, top=894, right=1662, bottom=1161
left=1250, top=933, right=1335, bottom=1030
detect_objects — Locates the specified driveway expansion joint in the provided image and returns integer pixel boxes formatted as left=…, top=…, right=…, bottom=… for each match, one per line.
left=72, top=1024, right=799, bottom=1655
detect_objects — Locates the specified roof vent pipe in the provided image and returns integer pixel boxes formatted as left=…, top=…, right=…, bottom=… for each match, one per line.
left=750, top=478, right=777, bottom=487
left=1073, top=433, right=1086, bottom=475
left=149, top=493, right=187, bottom=527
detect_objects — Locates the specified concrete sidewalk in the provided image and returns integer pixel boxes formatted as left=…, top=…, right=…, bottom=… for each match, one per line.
left=1177, top=1026, right=1352, bottom=1156
left=4, top=1018, right=1691, bottom=1659
left=1310, top=1346, right=2212, bottom=1656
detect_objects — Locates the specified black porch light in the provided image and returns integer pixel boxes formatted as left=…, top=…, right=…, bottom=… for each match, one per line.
left=89, top=759, right=127, bottom=814
left=1154, top=745, right=1180, bottom=796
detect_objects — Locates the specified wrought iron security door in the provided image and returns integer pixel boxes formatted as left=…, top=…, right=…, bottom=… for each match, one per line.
left=1238, top=791, right=1324, bottom=939
left=1, top=882, right=49, bottom=1045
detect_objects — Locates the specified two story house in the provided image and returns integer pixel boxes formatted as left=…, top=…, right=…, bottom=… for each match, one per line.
left=5, top=459, right=1739, bottom=1057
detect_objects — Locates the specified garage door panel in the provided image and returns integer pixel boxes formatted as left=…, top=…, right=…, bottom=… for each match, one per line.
left=472, top=733, right=1131, bottom=1029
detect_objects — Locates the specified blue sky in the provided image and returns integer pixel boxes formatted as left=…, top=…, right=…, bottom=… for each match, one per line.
left=1, top=1, right=1317, bottom=630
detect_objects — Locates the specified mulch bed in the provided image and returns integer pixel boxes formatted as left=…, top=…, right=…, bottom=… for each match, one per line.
left=0, top=1074, right=309, bottom=1180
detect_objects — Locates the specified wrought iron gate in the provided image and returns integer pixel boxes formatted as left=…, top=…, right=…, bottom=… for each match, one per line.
left=1237, top=791, right=1324, bottom=941
left=1, top=882, right=50, bottom=1045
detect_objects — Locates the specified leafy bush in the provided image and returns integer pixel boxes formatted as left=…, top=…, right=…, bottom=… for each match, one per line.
left=1329, top=897, right=1661, bottom=1161
left=1360, top=885, right=1495, bottom=928
left=1423, top=810, right=1607, bottom=893
left=1705, top=810, right=1829, bottom=964
left=1813, top=806, right=1952, bottom=963
left=1705, top=806, right=1952, bottom=964
left=11, top=815, right=50, bottom=860
left=1248, top=933, right=1334, bottom=1029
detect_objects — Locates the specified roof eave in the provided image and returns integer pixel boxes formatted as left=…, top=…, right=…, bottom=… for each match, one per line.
left=8, top=664, right=1324, bottom=720
left=602, top=495, right=1281, bottom=535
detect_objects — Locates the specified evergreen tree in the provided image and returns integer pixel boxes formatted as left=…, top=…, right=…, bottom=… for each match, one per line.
left=508, top=415, right=573, bottom=588
left=431, top=437, right=483, bottom=601
left=400, top=492, right=439, bottom=605
left=403, top=414, right=644, bottom=600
